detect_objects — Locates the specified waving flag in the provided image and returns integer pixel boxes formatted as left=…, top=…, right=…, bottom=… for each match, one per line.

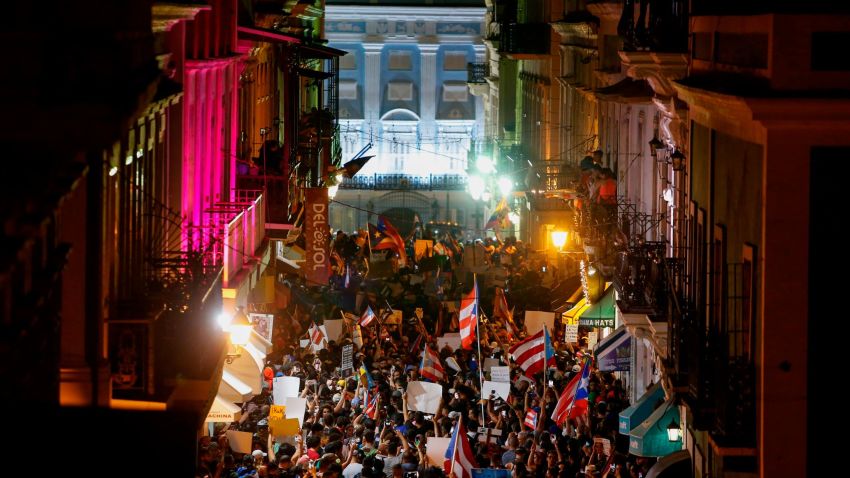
left=508, top=326, right=554, bottom=377
left=419, top=345, right=446, bottom=382
left=458, top=279, right=479, bottom=350
left=484, top=197, right=510, bottom=231
left=376, top=216, right=408, bottom=266
left=359, top=305, right=376, bottom=327
left=524, top=408, right=538, bottom=430
left=493, top=287, right=518, bottom=340
left=444, top=419, right=476, bottom=478
left=359, top=364, right=375, bottom=390
left=308, top=322, right=326, bottom=351
left=552, top=357, right=592, bottom=424
left=364, top=392, right=378, bottom=419
left=369, top=223, right=398, bottom=251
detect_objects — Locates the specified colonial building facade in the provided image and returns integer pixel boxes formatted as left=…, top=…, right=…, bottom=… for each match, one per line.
left=325, top=0, right=487, bottom=238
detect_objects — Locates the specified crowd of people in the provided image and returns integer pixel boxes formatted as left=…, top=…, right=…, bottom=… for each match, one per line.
left=197, top=211, right=657, bottom=478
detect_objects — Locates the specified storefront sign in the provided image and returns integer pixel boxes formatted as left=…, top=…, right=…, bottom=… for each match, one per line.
left=588, top=331, right=598, bottom=349
left=304, top=188, right=329, bottom=286
left=579, top=317, right=615, bottom=328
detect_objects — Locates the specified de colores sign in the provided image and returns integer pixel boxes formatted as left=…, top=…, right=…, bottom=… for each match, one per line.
left=305, top=187, right=330, bottom=286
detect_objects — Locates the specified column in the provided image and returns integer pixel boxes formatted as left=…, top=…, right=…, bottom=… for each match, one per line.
left=363, top=43, right=383, bottom=130
left=419, top=44, right=439, bottom=140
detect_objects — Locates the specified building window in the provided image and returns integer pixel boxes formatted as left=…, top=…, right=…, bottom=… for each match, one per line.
left=811, top=32, right=850, bottom=71
left=712, top=224, right=727, bottom=333
left=443, top=51, right=468, bottom=70
left=715, top=33, right=768, bottom=69
left=739, top=244, right=756, bottom=361
left=442, top=82, right=468, bottom=102
left=339, top=53, right=357, bottom=70
left=389, top=50, right=412, bottom=70
left=340, top=80, right=358, bottom=100
left=387, top=81, right=414, bottom=101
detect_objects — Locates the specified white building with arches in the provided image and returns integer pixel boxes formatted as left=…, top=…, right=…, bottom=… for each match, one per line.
left=325, top=0, right=486, bottom=238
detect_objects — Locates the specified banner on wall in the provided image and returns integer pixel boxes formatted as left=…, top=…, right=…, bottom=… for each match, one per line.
left=304, top=188, right=330, bottom=286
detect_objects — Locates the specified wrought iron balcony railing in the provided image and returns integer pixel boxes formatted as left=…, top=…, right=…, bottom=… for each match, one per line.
left=467, top=62, right=489, bottom=84
left=617, top=0, right=688, bottom=52
left=339, top=174, right=467, bottom=191
left=499, top=23, right=551, bottom=55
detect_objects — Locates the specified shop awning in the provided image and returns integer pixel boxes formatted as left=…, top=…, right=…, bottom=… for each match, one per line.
left=237, top=26, right=300, bottom=44
left=645, top=450, right=691, bottom=478
left=219, top=369, right=253, bottom=403
left=299, top=42, right=348, bottom=59
left=579, top=285, right=615, bottom=327
left=205, top=394, right=242, bottom=423
left=619, top=382, right=665, bottom=434
left=561, top=296, right=589, bottom=325
left=224, top=342, right=265, bottom=396
left=629, top=399, right=683, bottom=457
left=549, top=275, right=582, bottom=310
left=594, top=326, right=631, bottom=371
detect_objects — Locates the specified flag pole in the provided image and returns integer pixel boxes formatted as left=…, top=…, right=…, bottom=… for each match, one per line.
left=543, top=324, right=550, bottom=407
left=473, top=274, right=485, bottom=423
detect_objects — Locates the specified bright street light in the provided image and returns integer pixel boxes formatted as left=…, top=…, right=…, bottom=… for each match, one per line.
left=551, top=230, right=568, bottom=250
left=498, top=177, right=513, bottom=197
left=468, top=175, right=485, bottom=200
left=476, top=155, right=495, bottom=174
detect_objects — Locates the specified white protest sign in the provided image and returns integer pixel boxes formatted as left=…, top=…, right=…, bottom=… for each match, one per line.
left=491, top=366, right=510, bottom=383
left=436, top=333, right=461, bottom=351
left=226, top=430, right=253, bottom=454
left=426, top=437, right=451, bottom=466
left=406, top=381, right=443, bottom=414
left=483, top=357, right=500, bottom=372
left=565, top=324, right=579, bottom=343
left=588, top=330, right=598, bottom=350
left=284, top=397, right=308, bottom=428
left=299, top=339, right=310, bottom=348
left=445, top=357, right=461, bottom=372
left=482, top=380, right=511, bottom=401
left=525, top=310, right=556, bottom=334
left=324, top=319, right=344, bottom=341
left=273, top=376, right=300, bottom=405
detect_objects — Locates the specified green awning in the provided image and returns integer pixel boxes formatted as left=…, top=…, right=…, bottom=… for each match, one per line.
left=579, top=285, right=615, bottom=327
left=619, top=382, right=665, bottom=434
left=629, top=399, right=683, bottom=457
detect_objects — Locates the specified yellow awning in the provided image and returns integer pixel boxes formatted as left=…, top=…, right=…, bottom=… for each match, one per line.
left=205, top=394, right=243, bottom=423
left=562, top=297, right=589, bottom=325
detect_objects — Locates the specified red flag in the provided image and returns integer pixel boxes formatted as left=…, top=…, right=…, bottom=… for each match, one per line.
left=359, top=305, right=376, bottom=327
left=524, top=408, right=538, bottom=429
left=458, top=279, right=478, bottom=350
left=444, top=419, right=476, bottom=478
left=419, top=345, right=446, bottom=382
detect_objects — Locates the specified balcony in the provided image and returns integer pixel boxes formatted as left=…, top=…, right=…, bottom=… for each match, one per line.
left=236, top=171, right=289, bottom=226
left=617, top=0, right=688, bottom=53
left=339, top=174, right=467, bottom=191
left=499, top=23, right=550, bottom=58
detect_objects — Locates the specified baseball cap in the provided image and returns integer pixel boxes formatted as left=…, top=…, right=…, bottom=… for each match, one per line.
left=252, top=449, right=267, bottom=458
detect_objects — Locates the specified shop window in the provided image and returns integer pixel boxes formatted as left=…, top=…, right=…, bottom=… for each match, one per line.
left=340, top=80, right=358, bottom=100
left=442, top=82, right=468, bottom=102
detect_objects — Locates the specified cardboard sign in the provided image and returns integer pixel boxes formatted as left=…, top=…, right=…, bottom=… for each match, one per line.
left=406, top=381, right=443, bottom=414
left=269, top=405, right=286, bottom=420
left=525, top=310, right=556, bottom=334
left=483, top=357, right=500, bottom=372
left=490, top=366, right=510, bottom=383
left=273, top=376, right=300, bottom=405
left=384, top=309, right=403, bottom=325
left=415, top=308, right=424, bottom=319
left=482, top=380, right=511, bottom=401
left=426, top=437, right=451, bottom=467
left=436, top=333, right=461, bottom=351
left=588, top=330, right=598, bottom=350
left=226, top=430, right=253, bottom=454
left=284, top=397, right=307, bottom=427
left=249, top=313, right=275, bottom=342
left=565, top=324, right=579, bottom=343
left=324, top=319, right=344, bottom=341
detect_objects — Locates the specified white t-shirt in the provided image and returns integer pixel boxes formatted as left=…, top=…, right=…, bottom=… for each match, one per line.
left=343, top=462, right=363, bottom=478
left=379, top=454, right=402, bottom=477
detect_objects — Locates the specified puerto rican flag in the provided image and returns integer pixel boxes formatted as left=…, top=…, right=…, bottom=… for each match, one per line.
left=364, top=391, right=378, bottom=419
left=552, top=357, right=592, bottom=425
left=458, top=279, right=478, bottom=350
left=419, top=345, right=446, bottom=382
left=444, top=419, right=476, bottom=478
left=308, top=322, right=326, bottom=351
left=359, top=305, right=376, bottom=327
left=524, top=408, right=538, bottom=430
left=508, top=326, right=554, bottom=377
